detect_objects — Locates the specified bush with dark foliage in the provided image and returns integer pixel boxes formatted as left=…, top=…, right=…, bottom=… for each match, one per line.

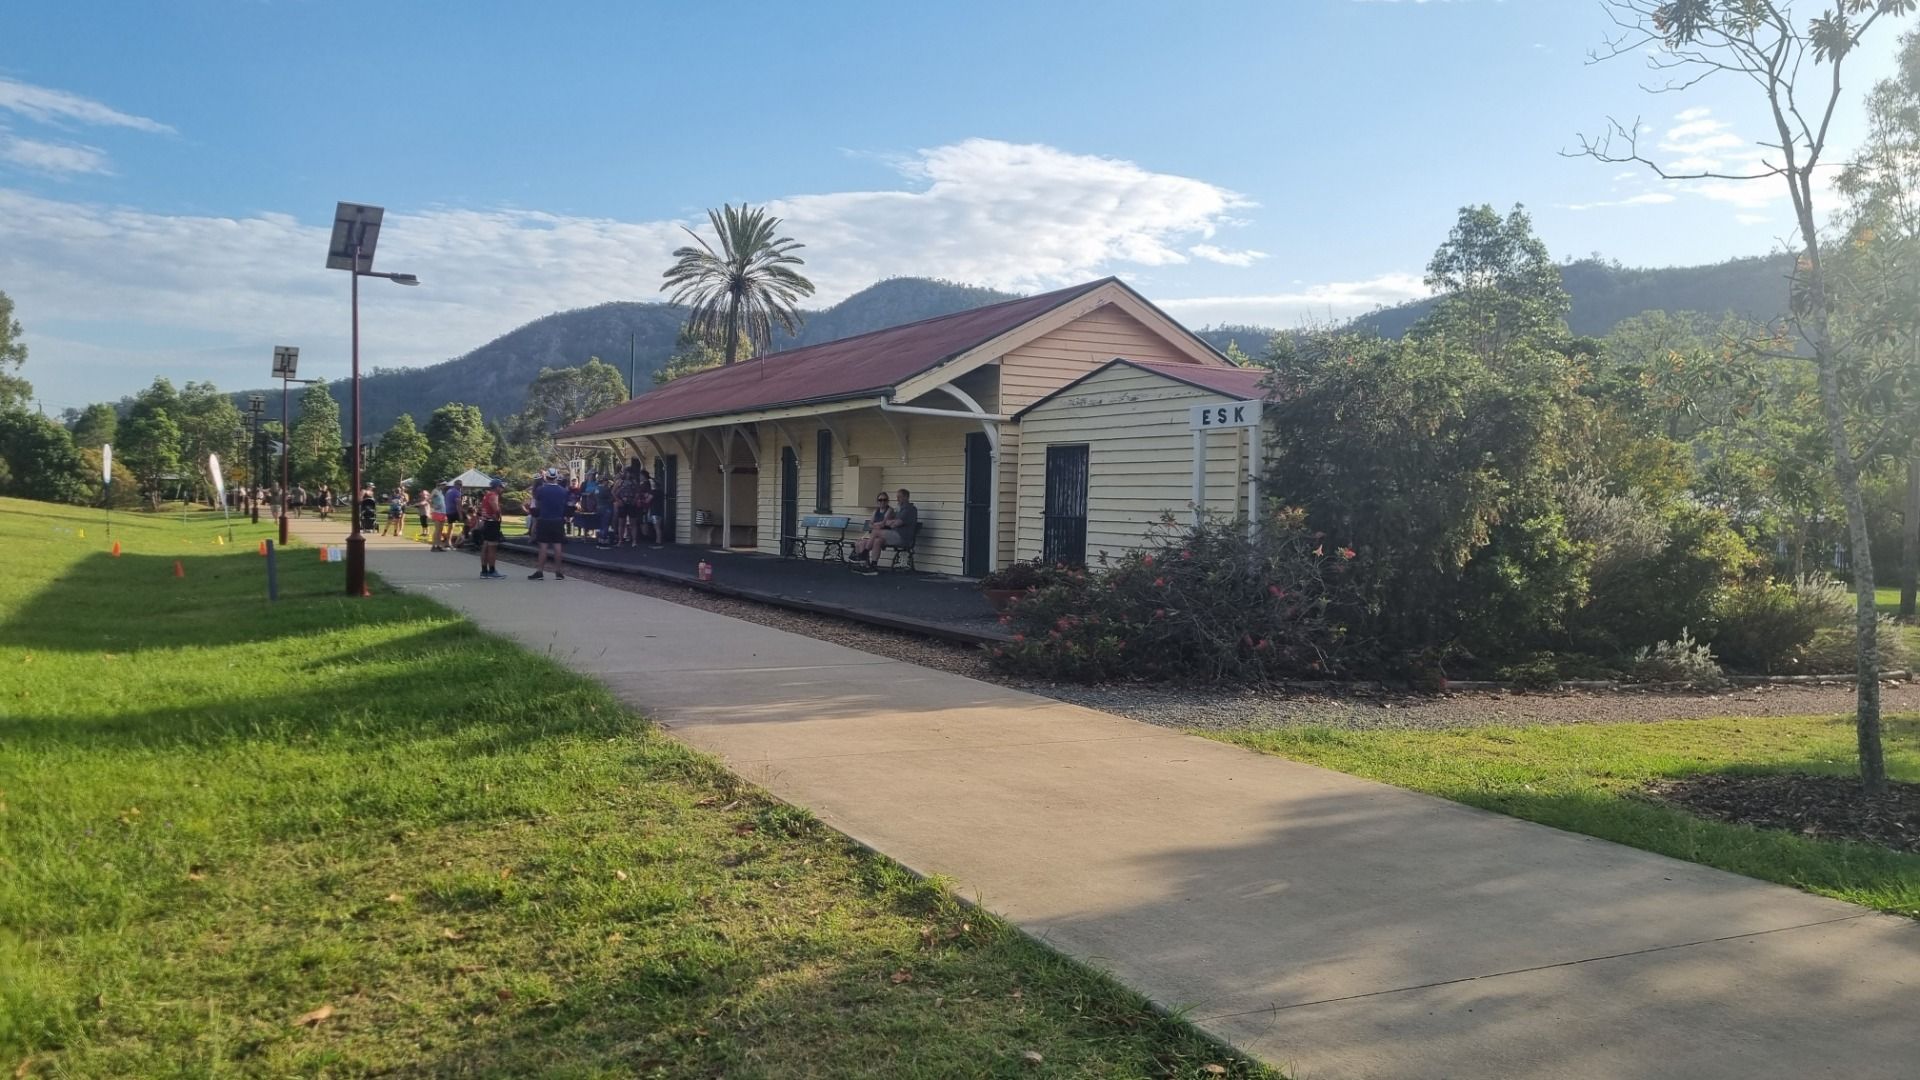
left=990, top=509, right=1357, bottom=684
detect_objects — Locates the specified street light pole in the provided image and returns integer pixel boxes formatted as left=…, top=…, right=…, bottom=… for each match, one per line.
left=348, top=239, right=365, bottom=596
left=272, top=346, right=306, bottom=547
left=324, top=202, right=418, bottom=599
left=247, top=395, right=265, bottom=524
left=280, top=376, right=291, bottom=544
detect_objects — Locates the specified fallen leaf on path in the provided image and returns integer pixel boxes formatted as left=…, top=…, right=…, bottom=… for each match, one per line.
left=453, top=964, right=486, bottom=975
left=889, top=969, right=913, bottom=984
left=1203, top=1066, right=1228, bottom=1076
left=185, top=865, right=207, bottom=882
left=14, top=1056, right=31, bottom=1078
left=1021, top=1049, right=1044, bottom=1066
left=613, top=870, right=628, bottom=882
left=441, top=928, right=465, bottom=941
left=497, top=867, right=512, bottom=880
left=495, top=988, right=515, bottom=1002
left=383, top=893, right=404, bottom=903
left=293, top=1004, right=334, bottom=1027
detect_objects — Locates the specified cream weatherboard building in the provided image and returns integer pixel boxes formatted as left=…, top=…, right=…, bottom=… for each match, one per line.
left=557, top=278, right=1270, bottom=576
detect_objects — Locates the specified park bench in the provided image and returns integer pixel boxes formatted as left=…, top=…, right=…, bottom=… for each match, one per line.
left=783, top=514, right=852, bottom=561
left=878, top=522, right=921, bottom=572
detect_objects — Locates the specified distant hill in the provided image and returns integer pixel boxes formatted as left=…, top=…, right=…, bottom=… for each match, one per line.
left=251, top=278, right=1042, bottom=433
left=1349, top=254, right=1795, bottom=340
left=250, top=255, right=1799, bottom=432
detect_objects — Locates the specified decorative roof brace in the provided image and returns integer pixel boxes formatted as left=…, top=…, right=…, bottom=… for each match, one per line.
left=877, top=381, right=1007, bottom=453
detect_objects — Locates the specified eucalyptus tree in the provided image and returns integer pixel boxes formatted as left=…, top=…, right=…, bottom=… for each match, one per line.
left=661, top=204, right=815, bottom=365
left=1573, top=0, right=1915, bottom=792
left=1836, top=26, right=1920, bottom=617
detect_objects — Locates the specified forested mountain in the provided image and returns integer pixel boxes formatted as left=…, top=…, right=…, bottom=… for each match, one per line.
left=248, top=278, right=1038, bottom=433
left=1351, top=254, right=1795, bottom=339
left=249, top=255, right=1796, bottom=432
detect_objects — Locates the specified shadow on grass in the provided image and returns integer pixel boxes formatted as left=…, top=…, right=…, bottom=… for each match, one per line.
left=0, top=550, right=390, bottom=652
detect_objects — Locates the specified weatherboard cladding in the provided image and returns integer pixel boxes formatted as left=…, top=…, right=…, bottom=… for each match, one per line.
left=559, top=279, right=1111, bottom=438
left=1010, top=358, right=1268, bottom=420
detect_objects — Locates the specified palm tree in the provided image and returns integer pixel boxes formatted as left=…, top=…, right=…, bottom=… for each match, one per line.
left=661, top=204, right=816, bottom=365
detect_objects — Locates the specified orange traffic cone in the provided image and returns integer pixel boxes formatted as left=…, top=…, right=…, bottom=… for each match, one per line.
left=111, top=540, right=121, bottom=557
left=258, top=539, right=268, bottom=555
left=172, top=560, right=184, bottom=578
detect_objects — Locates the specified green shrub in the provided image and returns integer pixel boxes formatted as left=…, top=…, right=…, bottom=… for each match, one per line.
left=978, top=558, right=1070, bottom=592
left=1707, top=577, right=1838, bottom=674
left=1629, top=628, right=1726, bottom=688
left=1795, top=618, right=1912, bottom=674
left=1492, top=653, right=1563, bottom=689
left=1708, top=576, right=1904, bottom=676
left=1569, top=504, right=1753, bottom=659
left=990, top=508, right=1356, bottom=684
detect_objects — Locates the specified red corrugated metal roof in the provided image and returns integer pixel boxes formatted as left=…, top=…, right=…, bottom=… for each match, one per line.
left=562, top=278, right=1115, bottom=437
left=1125, top=359, right=1269, bottom=398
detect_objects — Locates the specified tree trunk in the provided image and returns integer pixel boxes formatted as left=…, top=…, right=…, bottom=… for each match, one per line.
left=1805, top=251, right=1888, bottom=794
left=1902, top=455, right=1918, bottom=620
left=723, top=291, right=742, bottom=366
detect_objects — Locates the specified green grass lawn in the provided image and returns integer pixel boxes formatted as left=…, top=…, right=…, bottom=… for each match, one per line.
left=1210, top=717, right=1920, bottom=918
left=0, top=499, right=1267, bottom=1079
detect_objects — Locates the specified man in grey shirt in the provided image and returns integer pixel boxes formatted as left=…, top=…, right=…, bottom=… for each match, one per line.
left=857, top=488, right=917, bottom=575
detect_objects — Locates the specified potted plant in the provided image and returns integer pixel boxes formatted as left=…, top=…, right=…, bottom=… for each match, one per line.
left=979, top=559, right=1051, bottom=612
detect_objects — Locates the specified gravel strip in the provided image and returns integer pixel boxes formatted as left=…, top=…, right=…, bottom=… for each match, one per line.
left=488, top=546, right=1920, bottom=730
left=1020, top=680, right=1920, bottom=732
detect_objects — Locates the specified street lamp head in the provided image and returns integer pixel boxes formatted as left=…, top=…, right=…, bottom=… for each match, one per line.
left=388, top=273, right=420, bottom=287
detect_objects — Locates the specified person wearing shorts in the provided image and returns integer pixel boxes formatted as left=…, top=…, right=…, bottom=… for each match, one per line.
left=429, top=484, right=449, bottom=550
left=528, top=468, right=570, bottom=580
left=416, top=488, right=432, bottom=538
left=476, top=479, right=505, bottom=578
left=382, top=488, right=405, bottom=536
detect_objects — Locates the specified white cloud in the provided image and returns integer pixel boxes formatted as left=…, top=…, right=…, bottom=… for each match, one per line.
left=1565, top=192, right=1676, bottom=211
left=1158, top=273, right=1433, bottom=326
left=4, top=138, right=1268, bottom=401
left=1190, top=243, right=1268, bottom=266
left=0, top=76, right=173, bottom=133
left=0, top=133, right=110, bottom=175
left=764, top=139, right=1255, bottom=296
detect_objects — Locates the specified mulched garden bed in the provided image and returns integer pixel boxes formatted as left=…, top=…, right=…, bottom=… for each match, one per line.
left=1643, top=772, right=1920, bottom=854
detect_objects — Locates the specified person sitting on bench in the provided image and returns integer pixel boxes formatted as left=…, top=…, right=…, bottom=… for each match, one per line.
left=852, top=488, right=917, bottom=574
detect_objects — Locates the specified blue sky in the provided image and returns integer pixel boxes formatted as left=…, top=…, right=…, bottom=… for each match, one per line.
left=2, top=1, right=1905, bottom=412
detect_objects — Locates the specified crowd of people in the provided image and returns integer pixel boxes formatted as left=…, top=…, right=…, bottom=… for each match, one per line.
left=344, top=460, right=667, bottom=581
left=221, top=467, right=918, bottom=578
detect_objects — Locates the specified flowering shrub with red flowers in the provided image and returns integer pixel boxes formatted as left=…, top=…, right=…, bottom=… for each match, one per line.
left=989, top=508, right=1359, bottom=683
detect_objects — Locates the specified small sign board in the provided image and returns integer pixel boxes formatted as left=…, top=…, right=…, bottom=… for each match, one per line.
left=1189, top=399, right=1263, bottom=431
left=569, top=457, right=587, bottom=480
left=272, top=345, right=299, bottom=378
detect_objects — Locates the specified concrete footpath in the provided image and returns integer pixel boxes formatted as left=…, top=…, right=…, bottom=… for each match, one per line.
left=312, top=522, right=1920, bottom=1079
